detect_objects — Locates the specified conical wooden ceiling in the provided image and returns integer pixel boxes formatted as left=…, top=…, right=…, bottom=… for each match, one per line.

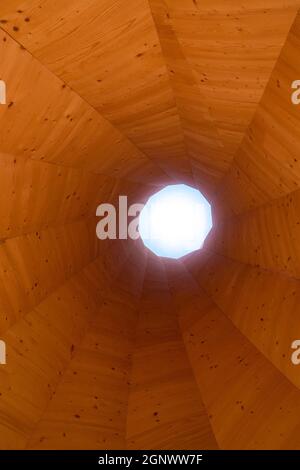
left=0, top=0, right=300, bottom=450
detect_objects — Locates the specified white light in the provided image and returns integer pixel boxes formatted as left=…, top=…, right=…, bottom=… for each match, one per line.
left=139, top=184, right=212, bottom=259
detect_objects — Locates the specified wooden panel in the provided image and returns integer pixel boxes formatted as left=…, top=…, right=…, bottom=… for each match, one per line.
left=0, top=0, right=194, bottom=184
left=110, top=239, right=147, bottom=300
left=182, top=249, right=300, bottom=390
left=0, top=257, right=104, bottom=449
left=0, top=232, right=144, bottom=449
left=149, top=0, right=233, bottom=194
left=126, top=254, right=217, bottom=449
left=0, top=217, right=99, bottom=336
left=27, top=295, right=138, bottom=449
left=0, top=155, right=116, bottom=239
left=166, top=260, right=300, bottom=449
left=0, top=28, right=169, bottom=186
left=163, top=0, right=299, bottom=166
left=216, top=10, right=300, bottom=214
left=208, top=187, right=300, bottom=279
left=1, top=1, right=296, bottom=189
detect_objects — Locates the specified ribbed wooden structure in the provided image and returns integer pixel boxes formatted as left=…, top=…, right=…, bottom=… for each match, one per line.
left=0, top=0, right=300, bottom=449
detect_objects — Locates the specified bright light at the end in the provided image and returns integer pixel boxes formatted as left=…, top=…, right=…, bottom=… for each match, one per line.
left=139, top=184, right=212, bottom=259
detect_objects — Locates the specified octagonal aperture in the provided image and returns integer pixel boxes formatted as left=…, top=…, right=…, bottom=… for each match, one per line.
left=138, top=184, right=212, bottom=259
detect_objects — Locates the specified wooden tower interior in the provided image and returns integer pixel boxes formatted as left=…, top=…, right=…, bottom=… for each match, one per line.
left=0, top=0, right=300, bottom=450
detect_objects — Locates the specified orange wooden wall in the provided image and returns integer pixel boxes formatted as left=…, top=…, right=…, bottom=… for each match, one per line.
left=0, top=0, right=299, bottom=450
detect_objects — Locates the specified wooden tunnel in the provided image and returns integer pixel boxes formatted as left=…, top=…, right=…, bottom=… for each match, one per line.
left=0, top=0, right=300, bottom=450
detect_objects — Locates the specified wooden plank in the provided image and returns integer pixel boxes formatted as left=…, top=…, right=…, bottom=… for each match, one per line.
left=0, top=27, right=169, bottom=185
left=0, top=0, right=193, bottom=184
left=166, top=259, right=300, bottom=449
left=216, top=10, right=300, bottom=214
left=27, top=294, right=138, bottom=449
left=183, top=249, right=300, bottom=390
left=126, top=254, right=217, bottom=449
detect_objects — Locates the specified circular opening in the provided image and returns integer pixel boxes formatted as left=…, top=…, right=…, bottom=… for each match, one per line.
left=139, top=184, right=212, bottom=259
